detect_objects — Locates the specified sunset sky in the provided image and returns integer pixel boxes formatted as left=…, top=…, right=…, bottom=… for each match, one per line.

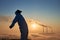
left=0, top=0, right=60, bottom=35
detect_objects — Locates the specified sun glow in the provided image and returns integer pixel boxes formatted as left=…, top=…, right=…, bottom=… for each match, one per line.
left=31, top=23, right=37, bottom=29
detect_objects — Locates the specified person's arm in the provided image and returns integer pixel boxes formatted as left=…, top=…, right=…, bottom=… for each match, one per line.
left=9, top=16, right=18, bottom=29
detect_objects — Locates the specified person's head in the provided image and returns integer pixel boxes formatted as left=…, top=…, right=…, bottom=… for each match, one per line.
left=15, top=10, right=22, bottom=15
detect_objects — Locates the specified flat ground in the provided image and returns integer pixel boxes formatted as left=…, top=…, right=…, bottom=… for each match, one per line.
left=0, top=33, right=60, bottom=40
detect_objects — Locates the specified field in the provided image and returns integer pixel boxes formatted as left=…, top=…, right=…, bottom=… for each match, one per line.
left=0, top=33, right=60, bottom=40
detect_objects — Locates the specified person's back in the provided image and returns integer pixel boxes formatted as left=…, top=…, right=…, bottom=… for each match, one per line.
left=9, top=10, right=28, bottom=40
left=17, top=14, right=28, bottom=40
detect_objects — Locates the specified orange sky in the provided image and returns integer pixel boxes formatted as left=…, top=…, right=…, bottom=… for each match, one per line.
left=0, top=16, right=60, bottom=36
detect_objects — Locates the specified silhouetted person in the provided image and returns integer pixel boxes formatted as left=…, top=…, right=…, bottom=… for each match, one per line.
left=9, top=10, right=28, bottom=40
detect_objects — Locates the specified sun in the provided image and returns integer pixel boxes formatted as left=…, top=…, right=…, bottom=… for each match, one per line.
left=31, top=23, right=37, bottom=29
